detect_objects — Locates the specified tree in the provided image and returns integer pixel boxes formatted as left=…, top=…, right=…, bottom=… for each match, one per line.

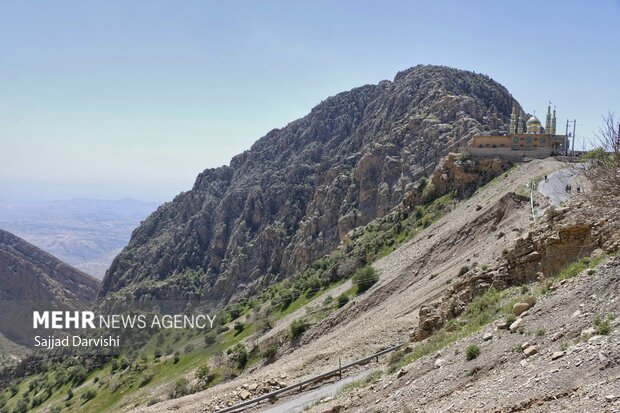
left=337, top=294, right=349, bottom=308
left=582, top=113, right=620, bottom=197
left=204, top=331, right=217, bottom=346
left=81, top=388, right=97, bottom=402
left=13, top=399, right=27, bottom=413
left=289, top=319, right=308, bottom=341
left=173, top=378, right=190, bottom=398
left=233, top=321, right=245, bottom=335
left=352, top=265, right=379, bottom=294
left=195, top=363, right=212, bottom=383
left=234, top=344, right=248, bottom=370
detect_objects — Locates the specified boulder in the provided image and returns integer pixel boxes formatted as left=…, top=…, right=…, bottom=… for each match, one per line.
left=497, top=320, right=509, bottom=330
left=509, top=318, right=523, bottom=332
left=550, top=332, right=564, bottom=341
left=512, top=302, right=530, bottom=316
left=581, top=327, right=596, bottom=339
left=523, top=346, right=538, bottom=357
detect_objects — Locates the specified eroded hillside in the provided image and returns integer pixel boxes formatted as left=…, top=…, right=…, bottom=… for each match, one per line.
left=128, top=158, right=567, bottom=413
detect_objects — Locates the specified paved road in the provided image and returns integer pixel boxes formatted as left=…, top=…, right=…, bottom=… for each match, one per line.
left=258, top=370, right=374, bottom=413
left=537, top=167, right=579, bottom=206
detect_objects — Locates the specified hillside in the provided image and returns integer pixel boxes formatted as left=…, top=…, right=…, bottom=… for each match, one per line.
left=125, top=158, right=563, bottom=412
left=101, top=65, right=520, bottom=301
left=125, top=159, right=619, bottom=413
left=2, top=155, right=617, bottom=413
left=0, top=229, right=100, bottom=349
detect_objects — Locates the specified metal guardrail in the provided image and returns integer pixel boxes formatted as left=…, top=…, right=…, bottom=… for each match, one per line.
left=213, top=343, right=403, bottom=413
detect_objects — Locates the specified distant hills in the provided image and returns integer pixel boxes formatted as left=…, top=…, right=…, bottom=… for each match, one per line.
left=0, top=198, right=158, bottom=278
left=101, top=64, right=521, bottom=302
left=0, top=229, right=100, bottom=352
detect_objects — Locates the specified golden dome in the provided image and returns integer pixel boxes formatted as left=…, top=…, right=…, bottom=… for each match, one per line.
left=526, top=116, right=541, bottom=126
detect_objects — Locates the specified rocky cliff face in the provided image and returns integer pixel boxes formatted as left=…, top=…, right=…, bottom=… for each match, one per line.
left=101, top=65, right=520, bottom=301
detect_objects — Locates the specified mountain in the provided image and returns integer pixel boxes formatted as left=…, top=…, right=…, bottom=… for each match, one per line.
left=0, top=198, right=159, bottom=278
left=101, top=65, right=520, bottom=301
left=0, top=229, right=100, bottom=346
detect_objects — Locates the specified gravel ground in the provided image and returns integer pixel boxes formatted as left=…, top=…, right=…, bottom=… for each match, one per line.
left=314, top=256, right=620, bottom=413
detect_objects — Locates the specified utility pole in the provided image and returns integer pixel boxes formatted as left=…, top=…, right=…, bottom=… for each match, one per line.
left=572, top=120, right=577, bottom=157
left=565, top=119, right=570, bottom=156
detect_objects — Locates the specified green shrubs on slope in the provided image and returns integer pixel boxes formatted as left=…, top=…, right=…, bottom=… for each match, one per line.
left=465, top=344, right=480, bottom=360
left=290, top=319, right=309, bottom=341
left=353, top=265, right=379, bottom=294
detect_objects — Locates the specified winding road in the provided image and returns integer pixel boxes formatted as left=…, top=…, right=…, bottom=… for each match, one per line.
left=537, top=166, right=583, bottom=205
left=257, top=370, right=374, bottom=413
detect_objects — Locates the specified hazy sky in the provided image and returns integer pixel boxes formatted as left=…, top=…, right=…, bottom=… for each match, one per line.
left=1, top=0, right=618, bottom=202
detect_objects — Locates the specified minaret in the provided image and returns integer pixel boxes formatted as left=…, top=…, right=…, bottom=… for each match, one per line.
left=551, top=108, right=557, bottom=135
left=545, top=105, right=551, bottom=134
left=510, top=104, right=517, bottom=134
left=517, top=111, right=524, bottom=134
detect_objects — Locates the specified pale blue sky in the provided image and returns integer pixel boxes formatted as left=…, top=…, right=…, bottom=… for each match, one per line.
left=1, top=0, right=618, bottom=201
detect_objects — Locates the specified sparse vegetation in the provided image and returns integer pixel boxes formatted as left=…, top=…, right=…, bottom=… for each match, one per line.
left=558, top=259, right=588, bottom=280
left=290, top=319, right=309, bottom=341
left=581, top=113, right=620, bottom=198
left=234, top=321, right=245, bottom=335
left=342, top=370, right=382, bottom=392
left=353, top=265, right=379, bottom=294
left=540, top=280, right=553, bottom=295
left=204, top=331, right=217, bottom=346
left=147, top=397, right=161, bottom=406
left=593, top=314, right=613, bottom=335
left=337, top=293, right=350, bottom=308
left=195, top=363, right=211, bottom=382
left=459, top=150, right=472, bottom=161
left=173, top=377, right=190, bottom=398
left=388, top=349, right=407, bottom=368
left=558, top=255, right=607, bottom=281
left=465, top=344, right=480, bottom=360
left=233, top=344, right=249, bottom=370
left=140, top=372, right=154, bottom=387
left=262, top=345, right=278, bottom=361
left=81, top=388, right=96, bottom=402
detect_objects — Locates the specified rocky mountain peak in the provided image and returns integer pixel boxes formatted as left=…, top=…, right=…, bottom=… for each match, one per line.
left=101, top=65, right=520, bottom=302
